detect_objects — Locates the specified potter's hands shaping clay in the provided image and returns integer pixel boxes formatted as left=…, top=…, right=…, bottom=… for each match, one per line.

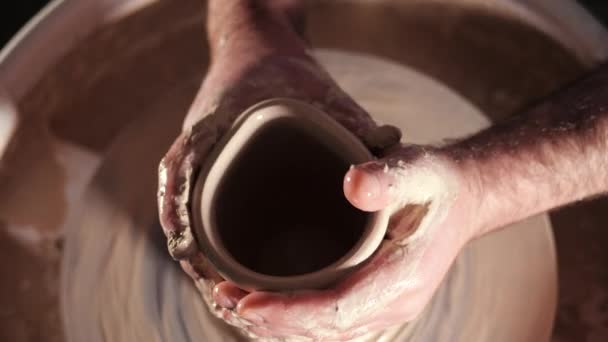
left=157, top=0, right=400, bottom=333
left=211, top=145, right=479, bottom=340
left=218, top=63, right=608, bottom=341
left=161, top=0, right=608, bottom=339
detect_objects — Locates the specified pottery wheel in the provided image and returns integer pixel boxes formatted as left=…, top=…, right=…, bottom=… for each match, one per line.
left=61, top=50, right=556, bottom=341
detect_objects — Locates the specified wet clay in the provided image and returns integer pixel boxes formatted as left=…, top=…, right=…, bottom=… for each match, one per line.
left=214, top=119, right=368, bottom=276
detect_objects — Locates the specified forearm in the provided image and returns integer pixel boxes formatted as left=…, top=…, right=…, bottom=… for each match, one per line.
left=182, top=0, right=313, bottom=128
left=205, top=0, right=305, bottom=60
left=445, top=63, right=608, bottom=237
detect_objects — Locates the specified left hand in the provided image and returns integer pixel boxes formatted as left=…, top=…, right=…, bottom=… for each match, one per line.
left=157, top=0, right=401, bottom=335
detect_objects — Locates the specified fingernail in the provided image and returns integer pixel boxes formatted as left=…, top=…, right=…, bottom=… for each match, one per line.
left=357, top=160, right=387, bottom=173
left=213, top=285, right=247, bottom=310
left=344, top=162, right=395, bottom=212
left=344, top=166, right=382, bottom=202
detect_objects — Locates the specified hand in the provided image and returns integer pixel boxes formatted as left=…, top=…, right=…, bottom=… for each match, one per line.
left=157, top=0, right=400, bottom=334
left=220, top=146, right=481, bottom=340
left=223, top=61, right=608, bottom=342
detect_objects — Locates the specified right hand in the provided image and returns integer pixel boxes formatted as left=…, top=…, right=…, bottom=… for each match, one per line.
left=223, top=145, right=482, bottom=340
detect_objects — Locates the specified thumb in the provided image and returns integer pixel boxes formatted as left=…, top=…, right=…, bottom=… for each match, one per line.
left=343, top=162, right=395, bottom=212
left=344, top=148, right=452, bottom=213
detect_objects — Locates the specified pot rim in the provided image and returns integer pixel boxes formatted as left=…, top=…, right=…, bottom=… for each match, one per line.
left=191, top=98, right=390, bottom=291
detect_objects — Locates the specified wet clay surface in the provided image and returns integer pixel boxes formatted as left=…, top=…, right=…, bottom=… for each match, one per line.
left=0, top=0, right=603, bottom=340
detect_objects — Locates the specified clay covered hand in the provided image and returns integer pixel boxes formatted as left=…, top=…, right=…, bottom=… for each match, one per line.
left=157, top=0, right=403, bottom=335
left=209, top=146, right=481, bottom=340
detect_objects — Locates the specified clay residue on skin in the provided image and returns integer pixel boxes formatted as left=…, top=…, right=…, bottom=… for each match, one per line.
left=384, top=154, right=459, bottom=244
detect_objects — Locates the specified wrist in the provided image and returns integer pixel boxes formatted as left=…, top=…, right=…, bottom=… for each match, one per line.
left=438, top=142, right=547, bottom=240
left=434, top=147, right=489, bottom=241
left=206, top=0, right=305, bottom=59
left=390, top=146, right=485, bottom=246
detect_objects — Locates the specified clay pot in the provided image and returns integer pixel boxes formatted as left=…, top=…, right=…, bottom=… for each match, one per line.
left=191, top=98, right=389, bottom=291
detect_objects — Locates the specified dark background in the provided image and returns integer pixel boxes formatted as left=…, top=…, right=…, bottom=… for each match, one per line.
left=1, top=1, right=50, bottom=47
left=1, top=0, right=608, bottom=48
